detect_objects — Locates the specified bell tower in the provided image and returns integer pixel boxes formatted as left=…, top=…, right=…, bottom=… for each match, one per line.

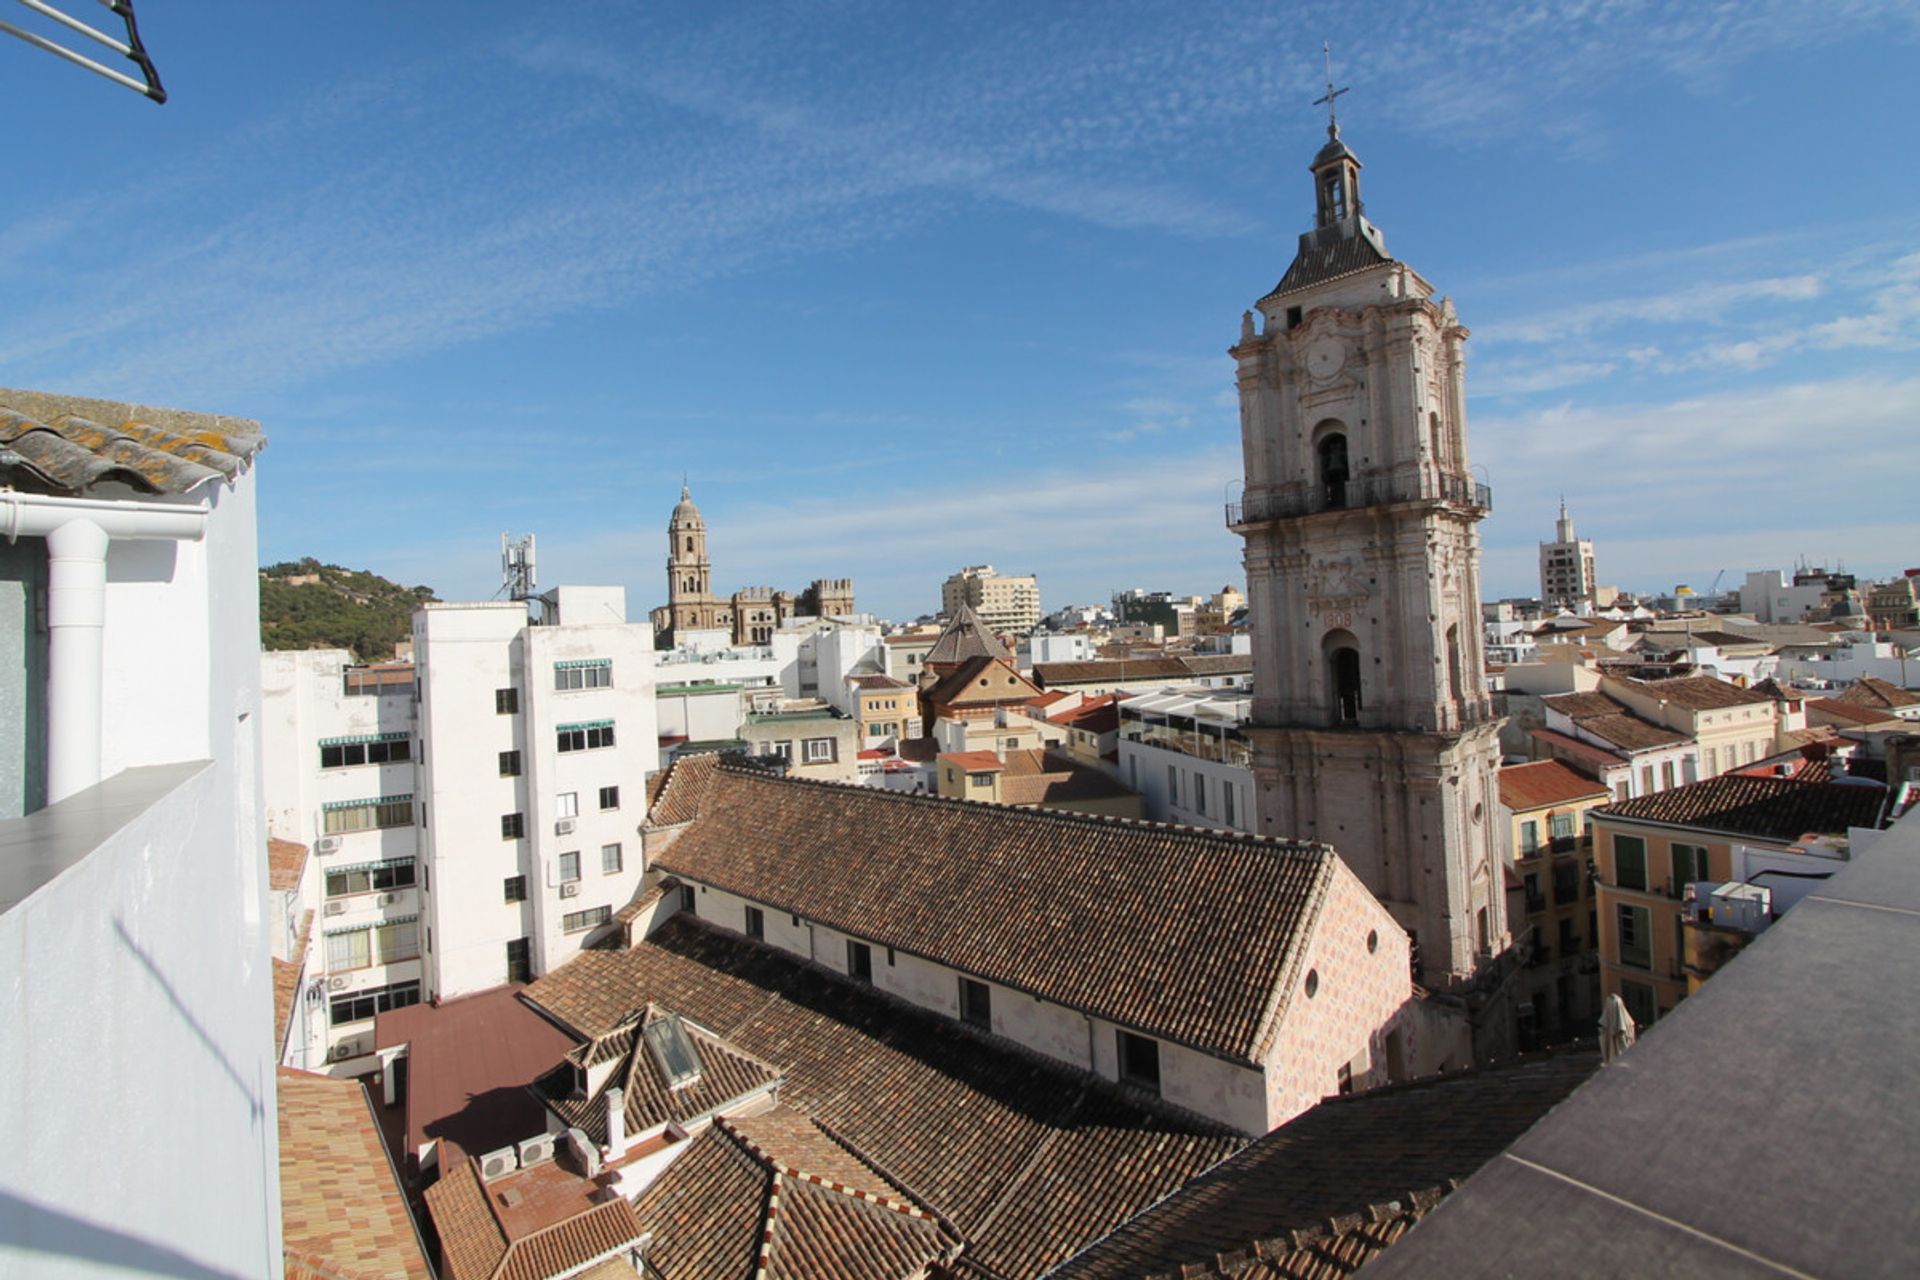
left=1227, top=96, right=1507, bottom=993
left=666, top=484, right=716, bottom=638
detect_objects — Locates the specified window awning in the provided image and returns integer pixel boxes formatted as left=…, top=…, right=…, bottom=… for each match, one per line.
left=318, top=731, right=409, bottom=747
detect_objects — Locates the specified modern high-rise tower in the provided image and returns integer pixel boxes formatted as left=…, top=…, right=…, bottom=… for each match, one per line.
left=1227, top=112, right=1507, bottom=991
left=1538, top=499, right=1598, bottom=611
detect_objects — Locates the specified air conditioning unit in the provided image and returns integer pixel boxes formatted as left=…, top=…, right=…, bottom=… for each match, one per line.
left=555, top=818, right=576, bottom=835
left=323, top=901, right=346, bottom=916
left=479, top=1146, right=519, bottom=1181
left=328, top=975, right=351, bottom=992
left=316, top=835, right=342, bottom=854
left=560, top=882, right=580, bottom=898
left=330, top=1039, right=359, bottom=1062
left=377, top=892, right=399, bottom=906
left=517, top=1132, right=557, bottom=1168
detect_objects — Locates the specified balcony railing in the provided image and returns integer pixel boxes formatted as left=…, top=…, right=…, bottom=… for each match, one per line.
left=1227, top=473, right=1492, bottom=527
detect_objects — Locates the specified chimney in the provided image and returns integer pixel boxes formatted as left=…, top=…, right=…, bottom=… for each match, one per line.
left=604, top=1085, right=625, bottom=1159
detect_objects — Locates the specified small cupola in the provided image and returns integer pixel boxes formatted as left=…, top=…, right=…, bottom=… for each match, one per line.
left=1311, top=124, right=1363, bottom=229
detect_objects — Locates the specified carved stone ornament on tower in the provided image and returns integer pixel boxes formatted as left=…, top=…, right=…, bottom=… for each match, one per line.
left=1225, top=92, right=1511, bottom=1012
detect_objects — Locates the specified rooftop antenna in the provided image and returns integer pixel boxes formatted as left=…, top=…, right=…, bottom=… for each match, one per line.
left=501, top=532, right=537, bottom=602
left=1312, top=40, right=1348, bottom=135
left=1, top=0, right=166, bottom=102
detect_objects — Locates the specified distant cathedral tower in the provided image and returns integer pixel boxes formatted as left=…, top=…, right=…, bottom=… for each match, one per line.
left=664, top=485, right=728, bottom=640
left=1228, top=106, right=1507, bottom=991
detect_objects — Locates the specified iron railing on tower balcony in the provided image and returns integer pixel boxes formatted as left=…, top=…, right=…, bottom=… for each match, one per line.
left=1226, top=473, right=1492, bottom=527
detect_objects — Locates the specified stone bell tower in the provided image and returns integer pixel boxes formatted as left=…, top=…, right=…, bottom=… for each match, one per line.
left=664, top=485, right=725, bottom=641
left=1227, top=105, right=1507, bottom=992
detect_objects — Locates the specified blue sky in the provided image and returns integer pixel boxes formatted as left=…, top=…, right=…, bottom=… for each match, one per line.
left=4, top=2, right=1917, bottom=622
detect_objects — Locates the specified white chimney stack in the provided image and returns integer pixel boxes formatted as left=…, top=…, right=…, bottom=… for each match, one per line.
left=604, top=1085, right=625, bottom=1159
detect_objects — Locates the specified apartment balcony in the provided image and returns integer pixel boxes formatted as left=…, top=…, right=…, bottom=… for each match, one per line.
left=1227, top=472, right=1492, bottom=529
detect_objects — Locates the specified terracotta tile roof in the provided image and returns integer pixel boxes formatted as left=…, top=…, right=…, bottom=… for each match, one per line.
left=1497, top=761, right=1610, bottom=813
left=269, top=837, right=309, bottom=892
left=896, top=736, right=939, bottom=763
left=998, top=752, right=1138, bottom=808
left=277, top=1067, right=432, bottom=1280
left=1749, top=677, right=1802, bottom=704
left=0, top=388, right=265, bottom=497
left=1540, top=692, right=1689, bottom=752
left=1052, top=695, right=1126, bottom=734
left=376, top=985, right=579, bottom=1164
left=425, top=1156, right=645, bottom=1280
left=632, top=1105, right=960, bottom=1280
left=926, top=605, right=1009, bottom=666
left=273, top=910, right=314, bottom=1053
left=1807, top=697, right=1903, bottom=728
left=612, top=877, right=680, bottom=926
left=640, top=756, right=1335, bottom=1062
left=882, top=633, right=939, bottom=646
left=925, top=655, right=1040, bottom=710
left=939, top=750, right=1006, bottom=773
left=1598, top=775, right=1889, bottom=842
left=534, top=1007, right=781, bottom=1144
left=1527, top=728, right=1627, bottom=772
left=1052, top=1049, right=1601, bottom=1279
left=1616, top=675, right=1776, bottom=710
left=1834, top=676, right=1920, bottom=710
left=524, top=918, right=1242, bottom=1278
left=849, top=673, right=913, bottom=690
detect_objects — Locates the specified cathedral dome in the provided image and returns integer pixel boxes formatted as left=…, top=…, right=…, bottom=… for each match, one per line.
left=671, top=484, right=702, bottom=524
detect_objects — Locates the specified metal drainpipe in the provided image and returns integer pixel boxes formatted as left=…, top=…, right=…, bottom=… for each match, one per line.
left=2, top=493, right=210, bottom=804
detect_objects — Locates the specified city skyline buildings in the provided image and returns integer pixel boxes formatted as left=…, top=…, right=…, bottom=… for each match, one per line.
left=3, top=4, right=1916, bottom=623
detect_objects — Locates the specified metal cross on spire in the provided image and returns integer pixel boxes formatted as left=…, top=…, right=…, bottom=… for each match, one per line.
left=1313, top=41, right=1348, bottom=135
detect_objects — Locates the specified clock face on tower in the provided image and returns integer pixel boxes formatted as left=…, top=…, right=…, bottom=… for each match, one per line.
left=1305, top=333, right=1351, bottom=383
left=1305, top=335, right=1346, bottom=382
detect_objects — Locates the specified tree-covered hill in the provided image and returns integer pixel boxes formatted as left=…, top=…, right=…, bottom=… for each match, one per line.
left=260, top=558, right=438, bottom=661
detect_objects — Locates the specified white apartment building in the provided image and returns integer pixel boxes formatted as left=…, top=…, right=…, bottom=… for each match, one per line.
left=942, top=564, right=1041, bottom=635
left=415, top=587, right=659, bottom=1001
left=1117, top=687, right=1256, bottom=832
left=261, top=649, right=423, bottom=1071
left=262, top=586, right=660, bottom=1071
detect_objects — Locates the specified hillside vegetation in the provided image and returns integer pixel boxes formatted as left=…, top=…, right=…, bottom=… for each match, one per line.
left=260, top=558, right=437, bottom=661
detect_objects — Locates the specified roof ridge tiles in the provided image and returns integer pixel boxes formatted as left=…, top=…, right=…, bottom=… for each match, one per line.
left=698, top=752, right=1327, bottom=854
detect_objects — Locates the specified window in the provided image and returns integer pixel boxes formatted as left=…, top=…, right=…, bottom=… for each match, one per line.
left=1617, top=903, right=1651, bottom=970
left=1550, top=812, right=1575, bottom=843
left=329, top=979, right=421, bottom=1027
left=959, top=978, right=991, bottom=1030
left=1671, top=843, right=1710, bottom=890
left=1614, top=834, right=1647, bottom=891
left=1117, top=1030, right=1161, bottom=1093
left=498, top=750, right=522, bottom=777
left=496, top=687, right=519, bottom=714
left=319, top=736, right=411, bottom=769
left=505, top=938, right=532, bottom=983
left=1520, top=820, right=1540, bottom=854
left=1662, top=760, right=1676, bottom=789
left=802, top=737, right=836, bottom=764
left=504, top=875, right=527, bottom=903
left=1619, top=979, right=1656, bottom=1031
left=322, top=796, right=414, bottom=835
left=324, top=859, right=417, bottom=898
left=563, top=905, right=612, bottom=934
left=599, top=785, right=620, bottom=811
left=969, top=772, right=994, bottom=787
left=557, top=722, right=616, bottom=753
left=601, top=843, right=623, bottom=874
left=1318, top=432, right=1350, bottom=507
left=1223, top=783, right=1236, bottom=828
left=1558, top=915, right=1578, bottom=955
left=1553, top=859, right=1579, bottom=905
left=1640, top=765, right=1655, bottom=794
left=847, top=940, right=873, bottom=983
left=744, top=906, right=765, bottom=940
left=769, top=740, right=794, bottom=761
left=558, top=851, right=581, bottom=883
left=1168, top=764, right=1179, bottom=807
left=323, top=919, right=418, bottom=971
left=557, top=791, right=579, bottom=819
left=1193, top=774, right=1207, bottom=816
left=553, top=662, right=612, bottom=691
left=680, top=883, right=696, bottom=913
left=502, top=812, right=525, bottom=839
left=1324, top=628, right=1363, bottom=725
